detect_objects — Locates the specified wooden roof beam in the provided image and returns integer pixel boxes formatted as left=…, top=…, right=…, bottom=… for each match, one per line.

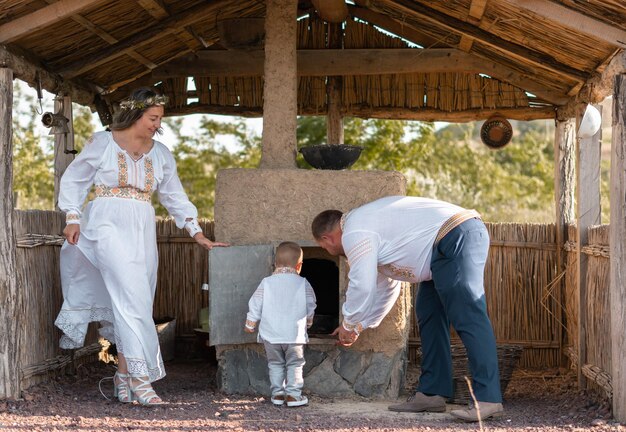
left=58, top=0, right=232, bottom=78
left=38, top=1, right=158, bottom=70
left=348, top=6, right=451, bottom=49
left=0, top=45, right=95, bottom=106
left=505, top=0, right=626, bottom=49
left=165, top=103, right=555, bottom=122
left=300, top=7, right=570, bottom=103
left=382, top=0, right=590, bottom=83
left=153, top=48, right=569, bottom=105
left=459, top=0, right=488, bottom=52
left=136, top=0, right=203, bottom=51
left=0, top=0, right=105, bottom=43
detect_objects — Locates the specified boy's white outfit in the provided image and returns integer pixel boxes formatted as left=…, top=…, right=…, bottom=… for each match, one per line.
left=245, top=267, right=317, bottom=399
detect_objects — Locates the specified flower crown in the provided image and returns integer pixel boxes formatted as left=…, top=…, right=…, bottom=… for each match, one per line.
left=119, top=95, right=168, bottom=111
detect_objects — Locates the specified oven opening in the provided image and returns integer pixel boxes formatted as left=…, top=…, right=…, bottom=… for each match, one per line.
left=300, top=247, right=339, bottom=336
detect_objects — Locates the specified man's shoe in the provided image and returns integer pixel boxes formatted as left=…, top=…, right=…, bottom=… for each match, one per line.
left=285, top=395, right=308, bottom=407
left=270, top=393, right=285, bottom=406
left=450, top=401, right=504, bottom=422
left=387, top=392, right=446, bottom=413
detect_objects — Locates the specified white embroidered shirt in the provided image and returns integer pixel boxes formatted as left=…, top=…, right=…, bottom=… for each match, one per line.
left=245, top=271, right=317, bottom=344
left=341, top=196, right=465, bottom=332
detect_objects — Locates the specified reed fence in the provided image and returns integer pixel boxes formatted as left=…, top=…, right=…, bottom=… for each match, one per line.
left=408, top=222, right=562, bottom=369
left=13, top=212, right=612, bottom=399
left=14, top=210, right=100, bottom=390
left=564, top=224, right=612, bottom=400
left=14, top=210, right=214, bottom=388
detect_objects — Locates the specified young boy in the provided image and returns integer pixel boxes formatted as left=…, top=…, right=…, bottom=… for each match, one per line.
left=244, top=241, right=317, bottom=407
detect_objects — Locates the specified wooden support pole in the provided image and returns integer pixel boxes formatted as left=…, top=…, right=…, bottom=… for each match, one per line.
left=0, top=67, right=20, bottom=399
left=576, top=103, right=602, bottom=388
left=53, top=96, right=75, bottom=209
left=260, top=0, right=298, bottom=169
left=554, top=118, right=575, bottom=365
left=609, top=73, right=626, bottom=422
left=326, top=22, right=343, bottom=145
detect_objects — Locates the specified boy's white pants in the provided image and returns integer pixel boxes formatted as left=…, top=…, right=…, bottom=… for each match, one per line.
left=263, top=342, right=305, bottom=397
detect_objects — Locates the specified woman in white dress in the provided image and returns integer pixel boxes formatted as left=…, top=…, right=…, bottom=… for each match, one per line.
left=54, top=88, right=227, bottom=405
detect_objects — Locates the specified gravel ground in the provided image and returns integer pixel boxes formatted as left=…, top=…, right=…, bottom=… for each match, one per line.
left=1, top=360, right=624, bottom=432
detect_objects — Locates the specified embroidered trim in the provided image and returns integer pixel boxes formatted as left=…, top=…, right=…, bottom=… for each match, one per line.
left=435, top=209, right=481, bottom=244
left=55, top=307, right=115, bottom=349
left=66, top=213, right=80, bottom=224
left=184, top=219, right=202, bottom=238
left=117, top=152, right=128, bottom=186
left=347, top=238, right=373, bottom=266
left=340, top=212, right=348, bottom=231
left=380, top=263, right=416, bottom=280
left=273, top=266, right=298, bottom=275
left=342, top=320, right=364, bottom=336
left=245, top=319, right=257, bottom=329
left=95, top=185, right=151, bottom=202
left=121, top=355, right=166, bottom=382
left=144, top=156, right=155, bottom=192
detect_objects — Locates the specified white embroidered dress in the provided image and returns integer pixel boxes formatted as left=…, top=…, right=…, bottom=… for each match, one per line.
left=55, top=131, right=198, bottom=382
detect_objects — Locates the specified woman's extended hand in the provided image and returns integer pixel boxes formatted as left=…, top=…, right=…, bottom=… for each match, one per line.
left=63, top=224, right=81, bottom=245
left=193, top=233, right=230, bottom=250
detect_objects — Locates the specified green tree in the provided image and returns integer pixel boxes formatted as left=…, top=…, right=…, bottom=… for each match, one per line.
left=12, top=81, right=54, bottom=209
left=296, top=116, right=557, bottom=222
left=156, top=116, right=261, bottom=218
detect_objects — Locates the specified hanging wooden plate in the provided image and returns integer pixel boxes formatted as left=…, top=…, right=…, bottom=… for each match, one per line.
left=480, top=115, right=513, bottom=149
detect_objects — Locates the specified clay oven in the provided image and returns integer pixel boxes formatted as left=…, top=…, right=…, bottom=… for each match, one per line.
left=208, top=168, right=412, bottom=398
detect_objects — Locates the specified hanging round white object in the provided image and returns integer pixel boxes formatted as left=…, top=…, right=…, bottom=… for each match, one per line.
left=578, top=105, right=602, bottom=139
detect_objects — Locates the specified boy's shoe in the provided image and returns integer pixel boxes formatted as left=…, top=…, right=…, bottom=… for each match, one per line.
left=286, top=395, right=308, bottom=407
left=270, top=394, right=285, bottom=406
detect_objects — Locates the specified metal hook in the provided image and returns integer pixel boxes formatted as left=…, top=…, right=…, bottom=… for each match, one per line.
left=35, top=71, right=44, bottom=115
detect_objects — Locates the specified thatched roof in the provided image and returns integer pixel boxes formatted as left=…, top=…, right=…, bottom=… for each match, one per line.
left=1, top=0, right=625, bottom=123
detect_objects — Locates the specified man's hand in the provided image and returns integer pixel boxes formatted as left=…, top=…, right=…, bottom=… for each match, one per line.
left=63, top=224, right=81, bottom=245
left=331, top=325, right=359, bottom=347
left=243, top=327, right=255, bottom=333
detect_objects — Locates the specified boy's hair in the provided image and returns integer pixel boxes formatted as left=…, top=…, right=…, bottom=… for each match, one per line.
left=275, top=241, right=303, bottom=268
left=311, top=210, right=343, bottom=239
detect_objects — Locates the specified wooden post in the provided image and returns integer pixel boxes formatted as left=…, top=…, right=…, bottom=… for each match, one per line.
left=326, top=22, right=344, bottom=145
left=554, top=117, right=575, bottom=366
left=54, top=95, right=75, bottom=209
left=609, top=73, right=626, bottom=422
left=576, top=103, right=602, bottom=388
left=260, top=0, right=298, bottom=169
left=0, top=67, right=20, bottom=399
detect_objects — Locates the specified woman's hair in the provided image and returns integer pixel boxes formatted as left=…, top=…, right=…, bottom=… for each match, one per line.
left=311, top=209, right=343, bottom=239
left=110, top=87, right=168, bottom=132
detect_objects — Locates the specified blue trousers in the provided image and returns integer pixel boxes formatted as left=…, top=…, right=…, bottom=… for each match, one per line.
left=415, top=218, right=502, bottom=403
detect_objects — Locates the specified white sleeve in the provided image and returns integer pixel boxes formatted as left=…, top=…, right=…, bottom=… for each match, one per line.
left=58, top=133, right=106, bottom=224
left=341, top=231, right=381, bottom=334
left=156, top=145, right=198, bottom=229
left=305, top=280, right=317, bottom=327
left=245, top=281, right=265, bottom=330
left=361, top=275, right=401, bottom=329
